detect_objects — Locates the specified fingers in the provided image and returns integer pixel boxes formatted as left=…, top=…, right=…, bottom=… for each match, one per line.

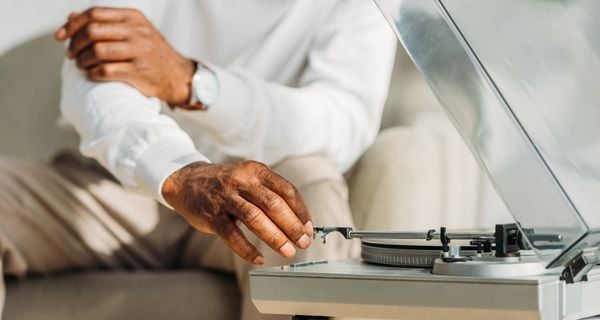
left=239, top=186, right=310, bottom=250
left=69, top=22, right=129, bottom=58
left=259, top=169, right=313, bottom=235
left=87, top=62, right=135, bottom=82
left=229, top=196, right=298, bottom=258
left=213, top=214, right=264, bottom=265
left=76, top=42, right=132, bottom=69
left=55, top=7, right=129, bottom=41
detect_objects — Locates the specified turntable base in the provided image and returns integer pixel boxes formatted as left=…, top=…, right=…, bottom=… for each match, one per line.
left=250, top=259, right=600, bottom=320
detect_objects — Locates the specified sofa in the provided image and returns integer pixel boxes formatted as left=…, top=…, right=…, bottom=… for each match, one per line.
left=0, top=34, right=510, bottom=320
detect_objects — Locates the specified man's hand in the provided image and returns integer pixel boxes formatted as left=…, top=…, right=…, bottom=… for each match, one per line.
left=162, top=161, right=314, bottom=265
left=54, top=7, right=194, bottom=106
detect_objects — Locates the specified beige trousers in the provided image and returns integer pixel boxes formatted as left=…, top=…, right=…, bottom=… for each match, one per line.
left=0, top=153, right=358, bottom=320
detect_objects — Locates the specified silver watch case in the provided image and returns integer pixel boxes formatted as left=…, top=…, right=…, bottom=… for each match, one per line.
left=189, top=63, right=219, bottom=109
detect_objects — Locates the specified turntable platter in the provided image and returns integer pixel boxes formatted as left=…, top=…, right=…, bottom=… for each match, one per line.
left=361, top=239, right=477, bottom=268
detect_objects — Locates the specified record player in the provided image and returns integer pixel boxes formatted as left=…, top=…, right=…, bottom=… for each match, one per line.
left=314, top=224, right=570, bottom=279
left=250, top=0, right=600, bottom=319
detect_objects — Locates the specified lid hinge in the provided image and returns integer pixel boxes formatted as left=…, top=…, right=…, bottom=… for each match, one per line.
left=560, top=247, right=599, bottom=284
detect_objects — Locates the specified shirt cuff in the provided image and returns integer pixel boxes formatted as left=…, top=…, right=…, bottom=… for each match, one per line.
left=134, top=136, right=210, bottom=208
left=185, top=64, right=253, bottom=140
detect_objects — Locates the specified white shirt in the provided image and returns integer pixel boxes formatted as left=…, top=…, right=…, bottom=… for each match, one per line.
left=60, top=0, right=397, bottom=206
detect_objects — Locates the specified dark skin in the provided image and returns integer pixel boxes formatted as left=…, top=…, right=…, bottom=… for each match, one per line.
left=54, top=7, right=196, bottom=108
left=55, top=7, right=314, bottom=265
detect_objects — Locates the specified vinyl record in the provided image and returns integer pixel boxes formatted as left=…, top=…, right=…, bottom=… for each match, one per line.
left=361, top=239, right=477, bottom=268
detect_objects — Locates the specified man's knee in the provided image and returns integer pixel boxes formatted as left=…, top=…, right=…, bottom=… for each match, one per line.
left=271, top=154, right=346, bottom=192
left=271, top=154, right=352, bottom=227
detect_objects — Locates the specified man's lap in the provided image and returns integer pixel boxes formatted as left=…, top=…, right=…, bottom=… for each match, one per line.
left=0, top=153, right=357, bottom=320
left=0, top=154, right=189, bottom=274
left=0, top=153, right=356, bottom=276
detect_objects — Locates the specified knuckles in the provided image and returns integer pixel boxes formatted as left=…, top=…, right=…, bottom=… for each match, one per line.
left=243, top=160, right=268, bottom=172
left=86, top=7, right=141, bottom=20
left=228, top=167, right=254, bottom=187
left=238, top=206, right=264, bottom=225
left=75, top=43, right=104, bottom=69
left=287, top=223, right=305, bottom=238
left=85, top=22, right=101, bottom=40
left=262, top=192, right=284, bottom=211
left=229, top=160, right=269, bottom=185
left=241, top=250, right=257, bottom=262
left=135, top=25, right=153, bottom=37
left=86, top=8, right=102, bottom=20
left=89, top=64, right=113, bottom=80
left=126, top=8, right=144, bottom=19
left=91, top=42, right=105, bottom=59
left=98, top=64, right=113, bottom=77
left=280, top=184, right=298, bottom=201
left=267, top=232, right=284, bottom=247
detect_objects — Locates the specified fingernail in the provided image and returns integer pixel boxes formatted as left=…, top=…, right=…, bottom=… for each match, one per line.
left=66, top=50, right=73, bottom=59
left=304, top=221, right=314, bottom=237
left=253, top=256, right=265, bottom=265
left=279, top=242, right=296, bottom=258
left=296, top=234, right=311, bottom=249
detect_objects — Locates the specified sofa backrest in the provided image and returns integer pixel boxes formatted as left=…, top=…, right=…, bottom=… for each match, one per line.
left=0, top=34, right=79, bottom=160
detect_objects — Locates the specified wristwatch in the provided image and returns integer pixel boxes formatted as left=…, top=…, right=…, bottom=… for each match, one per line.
left=188, top=62, right=220, bottom=110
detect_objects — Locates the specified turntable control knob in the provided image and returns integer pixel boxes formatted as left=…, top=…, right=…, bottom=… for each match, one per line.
left=449, top=244, right=461, bottom=257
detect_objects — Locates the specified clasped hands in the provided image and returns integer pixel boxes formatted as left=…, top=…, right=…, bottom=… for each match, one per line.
left=55, top=7, right=314, bottom=265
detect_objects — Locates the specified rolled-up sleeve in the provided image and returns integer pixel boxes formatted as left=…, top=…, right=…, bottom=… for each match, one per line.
left=59, top=60, right=208, bottom=206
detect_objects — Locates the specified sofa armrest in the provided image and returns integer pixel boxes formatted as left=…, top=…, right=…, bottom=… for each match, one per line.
left=347, top=120, right=507, bottom=231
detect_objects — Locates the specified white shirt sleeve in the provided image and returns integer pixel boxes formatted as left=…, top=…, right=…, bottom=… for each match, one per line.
left=180, top=0, right=397, bottom=172
left=59, top=60, right=208, bottom=206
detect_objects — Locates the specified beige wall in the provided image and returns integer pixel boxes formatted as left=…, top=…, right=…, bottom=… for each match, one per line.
left=0, top=0, right=89, bottom=56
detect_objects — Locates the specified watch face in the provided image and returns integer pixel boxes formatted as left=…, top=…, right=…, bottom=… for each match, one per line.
left=193, top=68, right=219, bottom=107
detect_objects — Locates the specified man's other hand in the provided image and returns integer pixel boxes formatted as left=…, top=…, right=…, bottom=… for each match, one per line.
left=161, top=161, right=314, bottom=265
left=54, top=7, right=194, bottom=106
